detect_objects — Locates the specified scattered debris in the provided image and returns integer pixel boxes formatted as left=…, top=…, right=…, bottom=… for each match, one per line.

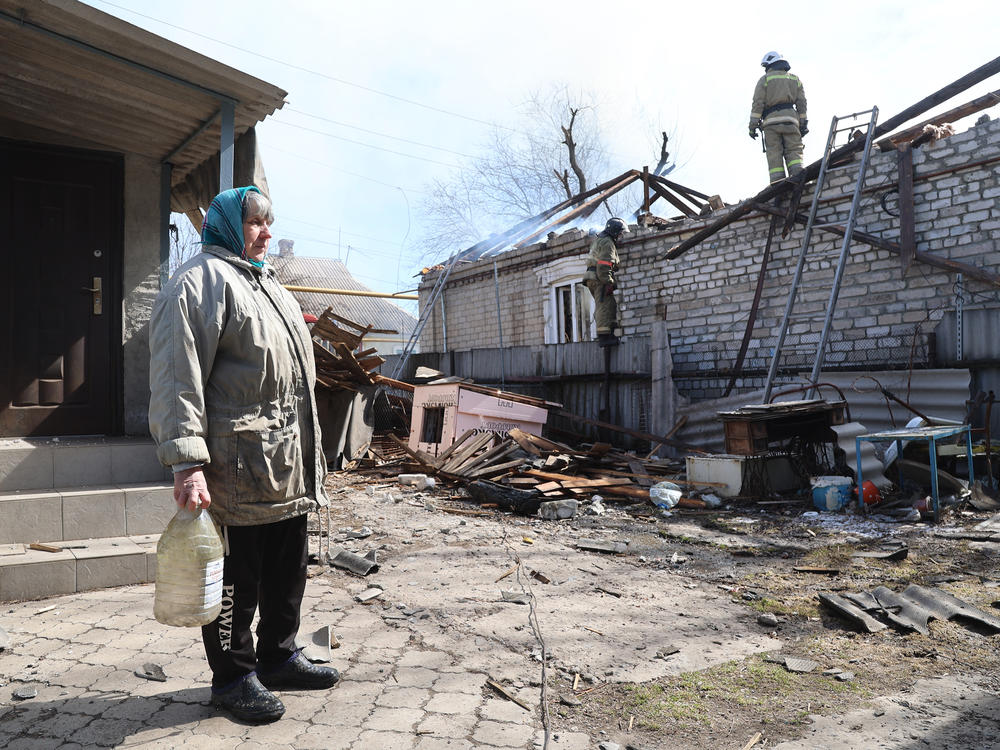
left=0, top=624, right=8, bottom=651
left=559, top=693, right=582, bottom=706
left=310, top=310, right=387, bottom=392
left=756, top=613, right=779, bottom=628
left=500, top=591, right=530, bottom=605
left=399, top=473, right=436, bottom=490
left=485, top=677, right=531, bottom=711
left=782, top=656, right=819, bottom=673
left=355, top=588, right=384, bottom=604
left=821, top=584, right=1000, bottom=635
left=852, top=543, right=908, bottom=561
left=296, top=625, right=337, bottom=663
left=529, top=570, right=551, bottom=585
left=741, top=732, right=764, bottom=750
left=595, top=585, right=623, bottom=599
left=577, top=539, right=628, bottom=555
left=326, top=546, right=379, bottom=576
left=538, top=499, right=579, bottom=520
left=28, top=542, right=62, bottom=553
left=655, top=646, right=681, bottom=659
left=817, top=593, right=888, bottom=633
left=134, top=663, right=167, bottom=682
left=12, top=685, right=37, bottom=700
left=495, top=565, right=518, bottom=583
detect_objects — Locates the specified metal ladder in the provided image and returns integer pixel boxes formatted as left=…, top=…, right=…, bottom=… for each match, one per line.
left=389, top=245, right=473, bottom=381
left=762, top=107, right=879, bottom=402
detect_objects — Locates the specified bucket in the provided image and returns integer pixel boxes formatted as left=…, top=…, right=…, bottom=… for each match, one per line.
left=810, top=476, right=853, bottom=512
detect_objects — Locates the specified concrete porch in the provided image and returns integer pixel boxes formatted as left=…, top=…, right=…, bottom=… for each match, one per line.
left=0, top=437, right=174, bottom=602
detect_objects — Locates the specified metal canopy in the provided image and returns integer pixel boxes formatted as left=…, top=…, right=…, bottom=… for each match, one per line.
left=0, top=0, right=286, bottom=189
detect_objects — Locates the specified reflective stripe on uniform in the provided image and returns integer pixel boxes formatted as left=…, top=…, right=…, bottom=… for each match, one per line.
left=597, top=260, right=613, bottom=266
left=786, top=159, right=803, bottom=168
left=769, top=166, right=785, bottom=174
left=766, top=74, right=798, bottom=83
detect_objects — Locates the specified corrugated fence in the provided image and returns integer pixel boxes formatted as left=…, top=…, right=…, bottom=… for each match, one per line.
left=381, top=338, right=652, bottom=449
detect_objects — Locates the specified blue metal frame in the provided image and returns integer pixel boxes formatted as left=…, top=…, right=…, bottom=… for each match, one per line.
left=855, top=425, right=974, bottom=523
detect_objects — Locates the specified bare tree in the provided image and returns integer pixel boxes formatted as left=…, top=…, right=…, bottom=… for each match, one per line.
left=418, top=86, right=657, bottom=261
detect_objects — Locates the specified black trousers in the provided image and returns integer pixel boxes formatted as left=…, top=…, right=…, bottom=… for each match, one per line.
left=201, top=514, right=308, bottom=689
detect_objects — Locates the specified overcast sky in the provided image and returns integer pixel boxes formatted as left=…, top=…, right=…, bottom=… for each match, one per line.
left=86, top=0, right=999, bottom=313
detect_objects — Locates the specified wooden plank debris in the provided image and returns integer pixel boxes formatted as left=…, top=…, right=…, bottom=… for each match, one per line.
left=486, top=678, right=531, bottom=711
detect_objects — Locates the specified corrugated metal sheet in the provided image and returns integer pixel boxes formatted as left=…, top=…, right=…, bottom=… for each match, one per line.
left=817, top=369, right=970, bottom=433
left=380, top=340, right=652, bottom=449
left=674, top=369, right=971, bottom=454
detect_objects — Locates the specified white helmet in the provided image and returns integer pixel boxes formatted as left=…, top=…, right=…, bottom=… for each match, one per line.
left=761, top=51, right=786, bottom=67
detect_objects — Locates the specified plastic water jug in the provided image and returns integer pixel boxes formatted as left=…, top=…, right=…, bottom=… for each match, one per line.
left=154, top=507, right=225, bottom=627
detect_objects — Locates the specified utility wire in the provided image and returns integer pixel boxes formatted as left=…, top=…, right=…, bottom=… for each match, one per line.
left=91, top=0, right=518, bottom=132
left=277, top=215, right=405, bottom=247
left=263, top=144, right=427, bottom=194
left=266, top=119, right=464, bottom=169
left=283, top=106, right=477, bottom=158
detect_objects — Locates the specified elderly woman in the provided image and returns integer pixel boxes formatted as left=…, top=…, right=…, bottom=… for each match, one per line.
left=149, top=186, right=337, bottom=723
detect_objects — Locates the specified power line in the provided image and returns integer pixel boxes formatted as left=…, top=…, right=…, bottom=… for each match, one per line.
left=282, top=106, right=477, bottom=158
left=262, top=144, right=427, bottom=194
left=90, top=0, right=516, bottom=132
left=277, top=215, right=405, bottom=247
left=266, top=119, right=464, bottom=168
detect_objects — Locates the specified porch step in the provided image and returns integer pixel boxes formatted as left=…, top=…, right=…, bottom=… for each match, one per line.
left=0, top=437, right=170, bottom=492
left=0, top=534, right=160, bottom=602
left=0, top=482, right=175, bottom=545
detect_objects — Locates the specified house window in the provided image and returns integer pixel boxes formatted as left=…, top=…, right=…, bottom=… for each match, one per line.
left=420, top=406, right=445, bottom=444
left=553, top=282, right=595, bottom=343
left=535, top=253, right=597, bottom=345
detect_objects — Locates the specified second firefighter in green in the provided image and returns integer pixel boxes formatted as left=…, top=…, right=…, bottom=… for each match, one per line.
left=584, top=217, right=628, bottom=347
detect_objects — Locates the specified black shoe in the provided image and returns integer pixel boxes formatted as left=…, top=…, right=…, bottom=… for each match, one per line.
left=258, top=651, right=340, bottom=690
left=210, top=673, right=285, bottom=723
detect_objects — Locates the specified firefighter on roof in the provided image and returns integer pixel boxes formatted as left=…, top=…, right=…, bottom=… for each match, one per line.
left=584, top=217, right=627, bottom=347
left=749, top=51, right=808, bottom=184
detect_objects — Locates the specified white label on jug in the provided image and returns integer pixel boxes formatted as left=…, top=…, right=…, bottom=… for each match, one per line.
left=204, top=558, right=224, bottom=608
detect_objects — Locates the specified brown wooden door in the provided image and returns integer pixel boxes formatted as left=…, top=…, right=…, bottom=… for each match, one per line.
left=0, top=140, right=122, bottom=437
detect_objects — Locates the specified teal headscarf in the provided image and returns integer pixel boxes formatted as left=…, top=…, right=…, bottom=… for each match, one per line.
left=201, top=186, right=265, bottom=268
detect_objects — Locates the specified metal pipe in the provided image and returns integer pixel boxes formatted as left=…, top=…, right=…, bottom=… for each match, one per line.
left=493, top=260, right=505, bottom=388
left=283, top=285, right=418, bottom=300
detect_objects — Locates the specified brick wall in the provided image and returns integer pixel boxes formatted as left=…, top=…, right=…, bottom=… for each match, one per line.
left=419, top=117, right=1000, bottom=399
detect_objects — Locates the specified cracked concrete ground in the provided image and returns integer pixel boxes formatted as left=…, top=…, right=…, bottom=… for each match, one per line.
left=2, top=481, right=1000, bottom=748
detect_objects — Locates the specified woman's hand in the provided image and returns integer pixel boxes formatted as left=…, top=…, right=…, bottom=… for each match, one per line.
left=173, top=467, right=212, bottom=511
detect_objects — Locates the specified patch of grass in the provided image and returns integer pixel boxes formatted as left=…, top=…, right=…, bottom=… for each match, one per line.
left=747, top=595, right=821, bottom=619
left=621, top=682, right=708, bottom=728
left=800, top=543, right=858, bottom=568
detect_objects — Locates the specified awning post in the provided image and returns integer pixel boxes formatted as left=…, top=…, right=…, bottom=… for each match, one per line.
left=220, top=100, right=234, bottom=191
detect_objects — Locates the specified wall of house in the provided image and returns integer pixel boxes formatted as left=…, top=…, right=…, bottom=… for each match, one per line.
left=419, top=117, right=1000, bottom=400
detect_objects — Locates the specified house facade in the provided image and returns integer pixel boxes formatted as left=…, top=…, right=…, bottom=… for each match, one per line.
left=416, top=116, right=1000, bottom=402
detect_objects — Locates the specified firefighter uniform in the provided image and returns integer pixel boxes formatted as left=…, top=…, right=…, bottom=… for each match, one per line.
left=583, top=232, right=620, bottom=336
left=749, top=62, right=807, bottom=183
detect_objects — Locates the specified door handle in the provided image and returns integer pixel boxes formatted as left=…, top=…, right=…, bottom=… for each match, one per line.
left=82, top=276, right=102, bottom=315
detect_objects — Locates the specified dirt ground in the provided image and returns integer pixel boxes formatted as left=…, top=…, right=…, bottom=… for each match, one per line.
left=318, top=470, right=1000, bottom=750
